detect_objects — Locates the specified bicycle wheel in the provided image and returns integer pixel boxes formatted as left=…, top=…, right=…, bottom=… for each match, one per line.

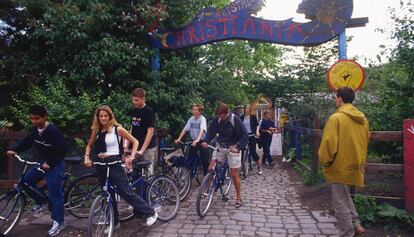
left=0, top=192, right=25, bottom=235
left=147, top=175, right=180, bottom=221
left=241, top=152, right=249, bottom=179
left=168, top=166, right=191, bottom=201
left=196, top=172, right=215, bottom=217
left=118, top=195, right=134, bottom=223
left=87, top=195, right=114, bottom=237
left=222, top=167, right=232, bottom=196
left=65, top=173, right=100, bottom=218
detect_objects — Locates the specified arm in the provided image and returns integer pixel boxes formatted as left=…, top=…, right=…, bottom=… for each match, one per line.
left=235, top=116, right=248, bottom=151
left=138, top=127, right=154, bottom=155
left=45, top=128, right=68, bottom=167
left=9, top=130, right=34, bottom=155
left=118, top=127, right=139, bottom=169
left=84, top=130, right=97, bottom=167
left=318, top=116, right=339, bottom=167
left=193, top=116, right=207, bottom=146
left=175, top=119, right=190, bottom=144
left=202, top=119, right=217, bottom=144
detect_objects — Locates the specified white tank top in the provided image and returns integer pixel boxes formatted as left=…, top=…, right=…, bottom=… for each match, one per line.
left=100, top=127, right=120, bottom=156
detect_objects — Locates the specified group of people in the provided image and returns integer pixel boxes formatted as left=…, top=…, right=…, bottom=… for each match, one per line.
left=6, top=86, right=370, bottom=237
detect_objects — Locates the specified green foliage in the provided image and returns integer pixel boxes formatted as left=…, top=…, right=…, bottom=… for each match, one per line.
left=377, top=203, right=414, bottom=232
left=353, top=195, right=414, bottom=232
left=353, top=194, right=378, bottom=225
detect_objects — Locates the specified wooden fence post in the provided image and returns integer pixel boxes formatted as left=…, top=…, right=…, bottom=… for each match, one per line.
left=311, top=118, right=321, bottom=176
left=404, top=119, right=414, bottom=212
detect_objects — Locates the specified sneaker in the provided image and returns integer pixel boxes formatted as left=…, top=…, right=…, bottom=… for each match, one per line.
left=257, top=167, right=263, bottom=175
left=48, top=221, right=67, bottom=236
left=31, top=203, right=48, bottom=214
left=282, top=157, right=287, bottom=162
left=104, top=223, right=120, bottom=234
left=269, top=162, right=275, bottom=167
left=146, top=212, right=158, bottom=226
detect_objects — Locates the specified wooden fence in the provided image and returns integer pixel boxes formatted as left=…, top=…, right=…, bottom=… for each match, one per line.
left=0, top=129, right=169, bottom=189
left=283, top=123, right=405, bottom=207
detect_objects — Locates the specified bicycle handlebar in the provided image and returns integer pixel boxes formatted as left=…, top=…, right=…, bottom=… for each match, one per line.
left=179, top=141, right=193, bottom=146
left=14, top=155, right=45, bottom=174
left=207, top=145, right=230, bottom=152
left=93, top=160, right=123, bottom=166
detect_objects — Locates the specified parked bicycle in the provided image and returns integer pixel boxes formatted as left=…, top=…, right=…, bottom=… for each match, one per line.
left=87, top=159, right=180, bottom=237
left=196, top=145, right=232, bottom=217
left=0, top=155, right=99, bottom=235
left=240, top=134, right=257, bottom=179
left=160, top=141, right=204, bottom=201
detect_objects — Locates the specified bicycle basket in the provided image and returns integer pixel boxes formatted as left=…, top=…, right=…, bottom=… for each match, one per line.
left=169, top=155, right=186, bottom=167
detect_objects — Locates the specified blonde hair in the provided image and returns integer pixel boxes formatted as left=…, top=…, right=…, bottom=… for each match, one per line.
left=91, top=105, right=119, bottom=134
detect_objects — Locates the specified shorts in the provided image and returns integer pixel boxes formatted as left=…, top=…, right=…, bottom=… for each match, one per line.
left=212, top=145, right=241, bottom=169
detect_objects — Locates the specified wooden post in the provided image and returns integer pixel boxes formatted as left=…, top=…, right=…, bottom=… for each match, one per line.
left=404, top=119, right=414, bottom=212
left=311, top=118, right=321, bottom=176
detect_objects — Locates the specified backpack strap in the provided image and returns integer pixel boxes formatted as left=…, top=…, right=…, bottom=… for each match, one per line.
left=218, top=113, right=235, bottom=128
left=114, top=125, right=124, bottom=156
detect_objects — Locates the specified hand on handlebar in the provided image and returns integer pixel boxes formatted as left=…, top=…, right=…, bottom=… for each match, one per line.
left=201, top=142, right=208, bottom=148
left=174, top=139, right=180, bottom=144
left=6, top=150, right=16, bottom=158
left=229, top=146, right=239, bottom=154
left=41, top=162, right=50, bottom=170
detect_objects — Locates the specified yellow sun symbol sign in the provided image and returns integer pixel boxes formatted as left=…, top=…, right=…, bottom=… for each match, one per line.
left=326, top=60, right=366, bottom=92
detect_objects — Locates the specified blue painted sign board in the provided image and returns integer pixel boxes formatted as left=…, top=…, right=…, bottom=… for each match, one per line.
left=150, top=0, right=354, bottom=50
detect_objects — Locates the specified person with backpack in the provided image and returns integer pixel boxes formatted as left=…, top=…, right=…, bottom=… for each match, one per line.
left=6, top=105, right=68, bottom=236
left=202, top=103, right=248, bottom=208
left=239, top=105, right=262, bottom=175
left=84, top=105, right=158, bottom=232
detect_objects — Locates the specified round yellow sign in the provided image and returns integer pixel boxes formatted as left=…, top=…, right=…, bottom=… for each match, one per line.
left=326, top=60, right=366, bottom=92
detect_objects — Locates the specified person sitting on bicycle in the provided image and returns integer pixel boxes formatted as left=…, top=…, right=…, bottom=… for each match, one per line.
left=239, top=104, right=262, bottom=175
left=6, top=105, right=68, bottom=237
left=202, top=103, right=248, bottom=208
left=174, top=104, right=209, bottom=175
left=84, top=105, right=158, bottom=231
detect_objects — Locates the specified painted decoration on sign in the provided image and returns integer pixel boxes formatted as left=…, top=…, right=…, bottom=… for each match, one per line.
left=326, top=59, right=365, bottom=92
left=150, top=0, right=354, bottom=50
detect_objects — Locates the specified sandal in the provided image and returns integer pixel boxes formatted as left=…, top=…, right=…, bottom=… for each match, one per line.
left=235, top=199, right=243, bottom=208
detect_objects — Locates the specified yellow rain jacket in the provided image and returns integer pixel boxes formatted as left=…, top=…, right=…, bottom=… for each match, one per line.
left=318, top=103, right=370, bottom=187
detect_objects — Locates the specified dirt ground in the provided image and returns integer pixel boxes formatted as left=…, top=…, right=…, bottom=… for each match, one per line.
left=279, top=159, right=413, bottom=237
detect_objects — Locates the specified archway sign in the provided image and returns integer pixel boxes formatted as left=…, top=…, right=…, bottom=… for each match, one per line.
left=150, top=0, right=354, bottom=49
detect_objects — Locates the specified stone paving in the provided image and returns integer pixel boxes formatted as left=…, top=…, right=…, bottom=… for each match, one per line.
left=17, top=162, right=339, bottom=237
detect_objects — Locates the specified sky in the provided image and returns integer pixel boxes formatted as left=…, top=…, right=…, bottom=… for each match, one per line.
left=258, top=0, right=402, bottom=66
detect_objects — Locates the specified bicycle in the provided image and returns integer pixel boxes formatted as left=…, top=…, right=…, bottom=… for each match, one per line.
left=87, top=159, right=180, bottom=237
left=161, top=141, right=204, bottom=201
left=240, top=134, right=257, bottom=179
left=196, top=145, right=232, bottom=217
left=0, top=155, right=99, bottom=235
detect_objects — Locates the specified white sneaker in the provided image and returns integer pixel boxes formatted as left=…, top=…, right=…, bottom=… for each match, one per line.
left=104, top=222, right=120, bottom=234
left=48, top=221, right=67, bottom=236
left=282, top=157, right=287, bottom=162
left=146, top=212, right=158, bottom=226
left=258, top=167, right=263, bottom=175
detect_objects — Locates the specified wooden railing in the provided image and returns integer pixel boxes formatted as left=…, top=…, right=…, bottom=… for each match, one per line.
left=0, top=129, right=169, bottom=189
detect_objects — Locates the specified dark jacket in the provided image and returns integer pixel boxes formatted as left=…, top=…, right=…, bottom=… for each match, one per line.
left=13, top=124, right=68, bottom=167
left=239, top=114, right=258, bottom=134
left=204, top=113, right=248, bottom=150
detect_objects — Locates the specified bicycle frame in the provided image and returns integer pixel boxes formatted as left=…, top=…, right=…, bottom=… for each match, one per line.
left=212, top=159, right=229, bottom=193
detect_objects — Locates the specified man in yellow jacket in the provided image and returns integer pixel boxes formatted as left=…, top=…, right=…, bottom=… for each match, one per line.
left=318, top=87, right=370, bottom=237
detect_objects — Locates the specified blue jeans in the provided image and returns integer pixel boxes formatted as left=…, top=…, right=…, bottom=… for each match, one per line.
left=262, top=136, right=273, bottom=164
left=20, top=161, right=64, bottom=224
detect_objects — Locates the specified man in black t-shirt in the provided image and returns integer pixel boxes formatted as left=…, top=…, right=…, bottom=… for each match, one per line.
left=126, top=88, right=157, bottom=175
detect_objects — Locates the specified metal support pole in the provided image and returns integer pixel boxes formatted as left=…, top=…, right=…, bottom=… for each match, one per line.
left=151, top=47, right=160, bottom=108
left=338, top=30, right=347, bottom=60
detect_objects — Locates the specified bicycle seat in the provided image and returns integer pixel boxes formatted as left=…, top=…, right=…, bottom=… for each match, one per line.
left=134, top=160, right=152, bottom=167
left=64, top=156, right=82, bottom=164
left=160, top=147, right=176, bottom=152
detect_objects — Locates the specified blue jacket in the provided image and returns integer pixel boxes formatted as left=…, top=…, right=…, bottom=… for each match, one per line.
left=13, top=124, right=68, bottom=167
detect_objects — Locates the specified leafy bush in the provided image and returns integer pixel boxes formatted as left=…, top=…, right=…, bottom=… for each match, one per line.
left=353, top=194, right=378, bottom=225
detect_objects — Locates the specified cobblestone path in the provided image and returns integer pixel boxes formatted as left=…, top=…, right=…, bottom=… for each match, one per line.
left=15, top=163, right=339, bottom=237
